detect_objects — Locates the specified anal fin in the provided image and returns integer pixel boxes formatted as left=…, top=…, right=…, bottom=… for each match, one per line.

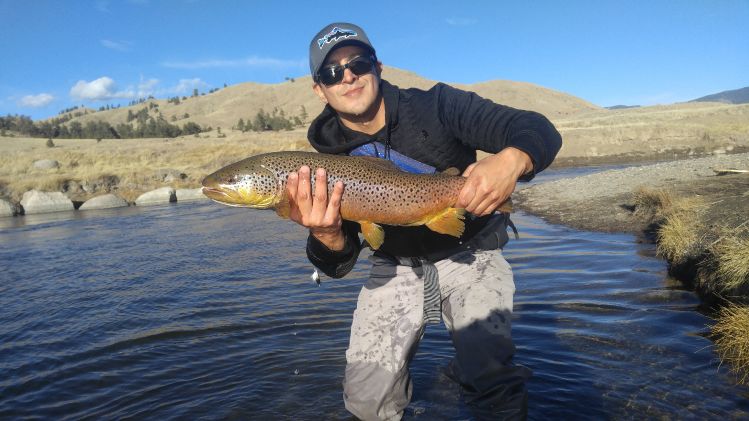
left=360, top=221, right=385, bottom=250
left=496, top=197, right=513, bottom=213
left=424, top=207, right=466, bottom=238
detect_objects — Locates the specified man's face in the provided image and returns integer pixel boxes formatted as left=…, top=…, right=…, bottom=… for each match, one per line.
left=313, top=45, right=382, bottom=117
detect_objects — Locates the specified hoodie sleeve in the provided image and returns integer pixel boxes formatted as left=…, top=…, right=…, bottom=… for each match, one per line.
left=306, top=220, right=363, bottom=278
left=435, top=83, right=562, bottom=178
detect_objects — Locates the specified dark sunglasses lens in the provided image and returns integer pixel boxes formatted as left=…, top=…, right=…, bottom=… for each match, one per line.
left=348, top=58, right=373, bottom=76
left=319, top=66, right=342, bottom=85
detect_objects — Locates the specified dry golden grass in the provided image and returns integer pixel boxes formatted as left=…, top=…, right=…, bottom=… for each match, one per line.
left=632, top=187, right=707, bottom=264
left=0, top=130, right=312, bottom=202
left=554, top=102, right=749, bottom=159
left=632, top=186, right=674, bottom=219
left=712, top=303, right=749, bottom=385
left=712, top=236, right=749, bottom=290
left=655, top=196, right=707, bottom=263
left=701, top=230, right=749, bottom=293
left=657, top=212, right=701, bottom=264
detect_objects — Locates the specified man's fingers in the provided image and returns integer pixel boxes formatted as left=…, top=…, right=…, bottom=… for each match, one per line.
left=311, top=168, right=329, bottom=216
left=286, top=171, right=301, bottom=220
left=296, top=166, right=313, bottom=216
left=473, top=195, right=503, bottom=216
left=324, top=181, right=344, bottom=223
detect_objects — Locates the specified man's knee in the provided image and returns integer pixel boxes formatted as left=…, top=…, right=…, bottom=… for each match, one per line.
left=343, top=361, right=411, bottom=421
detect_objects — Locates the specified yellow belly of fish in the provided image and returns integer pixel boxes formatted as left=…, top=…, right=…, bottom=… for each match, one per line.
left=340, top=201, right=466, bottom=250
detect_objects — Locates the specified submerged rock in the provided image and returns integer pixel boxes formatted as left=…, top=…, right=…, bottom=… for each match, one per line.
left=20, top=190, right=74, bottom=214
left=80, top=194, right=129, bottom=210
left=0, top=198, right=17, bottom=217
left=176, top=188, right=208, bottom=202
left=135, top=187, right=176, bottom=206
left=32, top=159, right=60, bottom=170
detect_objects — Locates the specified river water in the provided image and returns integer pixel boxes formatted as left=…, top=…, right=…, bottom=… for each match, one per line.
left=1, top=168, right=748, bottom=420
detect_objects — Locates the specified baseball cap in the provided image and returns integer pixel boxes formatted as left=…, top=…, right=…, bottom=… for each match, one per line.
left=309, top=22, right=376, bottom=81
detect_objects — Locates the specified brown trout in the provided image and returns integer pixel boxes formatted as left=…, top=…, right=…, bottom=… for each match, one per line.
left=201, top=151, right=511, bottom=249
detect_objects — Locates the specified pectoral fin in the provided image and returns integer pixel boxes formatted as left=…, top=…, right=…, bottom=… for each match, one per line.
left=274, top=195, right=291, bottom=219
left=424, top=207, right=466, bottom=238
left=360, top=221, right=385, bottom=250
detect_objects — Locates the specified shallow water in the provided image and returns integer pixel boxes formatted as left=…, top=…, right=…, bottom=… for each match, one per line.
left=1, top=169, right=748, bottom=419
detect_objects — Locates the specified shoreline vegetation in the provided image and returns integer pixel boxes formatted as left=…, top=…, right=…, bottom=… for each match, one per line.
left=632, top=186, right=749, bottom=385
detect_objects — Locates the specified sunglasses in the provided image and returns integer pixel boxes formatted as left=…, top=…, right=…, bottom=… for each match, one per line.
left=316, top=55, right=376, bottom=86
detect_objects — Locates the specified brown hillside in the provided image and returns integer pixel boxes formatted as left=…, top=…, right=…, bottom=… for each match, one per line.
left=60, top=66, right=601, bottom=131
left=452, top=79, right=601, bottom=118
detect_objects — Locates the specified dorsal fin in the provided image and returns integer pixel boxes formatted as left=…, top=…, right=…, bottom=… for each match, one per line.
left=441, top=167, right=461, bottom=176
left=359, top=156, right=402, bottom=172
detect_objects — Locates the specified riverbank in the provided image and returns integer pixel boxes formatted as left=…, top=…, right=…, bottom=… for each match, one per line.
left=516, top=152, right=748, bottom=234
left=516, top=151, right=749, bottom=296
left=516, top=151, right=749, bottom=384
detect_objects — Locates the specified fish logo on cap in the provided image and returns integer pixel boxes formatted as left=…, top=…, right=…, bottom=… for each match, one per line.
left=317, top=27, right=357, bottom=49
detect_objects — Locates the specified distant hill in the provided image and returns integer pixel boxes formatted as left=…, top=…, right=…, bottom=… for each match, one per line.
left=50, top=66, right=601, bottom=131
left=605, top=105, right=641, bottom=110
left=691, top=87, right=749, bottom=104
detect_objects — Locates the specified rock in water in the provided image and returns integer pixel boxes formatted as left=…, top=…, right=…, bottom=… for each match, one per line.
left=176, top=188, right=208, bottom=202
left=135, top=187, right=176, bottom=206
left=20, top=190, right=74, bottom=214
left=0, top=198, right=17, bottom=217
left=80, top=194, right=129, bottom=210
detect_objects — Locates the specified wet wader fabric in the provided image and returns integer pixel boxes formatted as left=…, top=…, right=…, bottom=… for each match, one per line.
left=343, top=250, right=531, bottom=420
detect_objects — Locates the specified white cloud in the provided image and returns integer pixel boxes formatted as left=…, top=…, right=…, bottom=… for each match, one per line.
left=18, top=93, right=55, bottom=108
left=70, top=77, right=133, bottom=101
left=68, top=76, right=213, bottom=101
left=170, top=78, right=209, bottom=94
left=162, top=56, right=304, bottom=69
left=446, top=18, right=478, bottom=26
left=101, top=39, right=133, bottom=52
left=70, top=76, right=152, bottom=101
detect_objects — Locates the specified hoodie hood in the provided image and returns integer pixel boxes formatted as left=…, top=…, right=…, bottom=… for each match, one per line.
left=307, top=79, right=400, bottom=154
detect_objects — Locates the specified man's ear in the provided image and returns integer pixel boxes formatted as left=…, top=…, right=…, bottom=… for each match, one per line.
left=375, top=61, right=383, bottom=77
left=312, top=83, right=328, bottom=104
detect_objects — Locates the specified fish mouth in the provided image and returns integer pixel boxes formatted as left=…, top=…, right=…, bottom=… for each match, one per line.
left=202, top=186, right=226, bottom=199
left=203, top=187, right=243, bottom=206
left=201, top=185, right=276, bottom=209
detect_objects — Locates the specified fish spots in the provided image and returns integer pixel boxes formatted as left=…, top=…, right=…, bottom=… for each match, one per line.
left=214, top=151, right=468, bottom=227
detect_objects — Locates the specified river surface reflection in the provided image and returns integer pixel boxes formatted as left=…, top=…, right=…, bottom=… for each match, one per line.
left=1, top=167, right=747, bottom=419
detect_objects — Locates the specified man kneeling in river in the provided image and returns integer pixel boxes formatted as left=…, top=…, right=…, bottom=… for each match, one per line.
left=284, top=22, right=562, bottom=420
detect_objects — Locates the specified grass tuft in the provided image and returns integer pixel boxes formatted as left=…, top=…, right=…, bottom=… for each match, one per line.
left=656, top=211, right=700, bottom=264
left=640, top=190, right=707, bottom=264
left=712, top=303, right=749, bottom=385
left=632, top=186, right=674, bottom=219
left=701, top=231, right=749, bottom=293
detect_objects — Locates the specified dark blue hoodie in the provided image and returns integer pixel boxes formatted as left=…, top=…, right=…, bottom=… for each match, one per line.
left=305, top=79, right=562, bottom=277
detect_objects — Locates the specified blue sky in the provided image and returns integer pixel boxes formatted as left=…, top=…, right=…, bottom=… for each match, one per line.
left=1, top=0, right=747, bottom=120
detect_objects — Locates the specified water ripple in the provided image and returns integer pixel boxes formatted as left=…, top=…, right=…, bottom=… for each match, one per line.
left=1, top=201, right=747, bottom=419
